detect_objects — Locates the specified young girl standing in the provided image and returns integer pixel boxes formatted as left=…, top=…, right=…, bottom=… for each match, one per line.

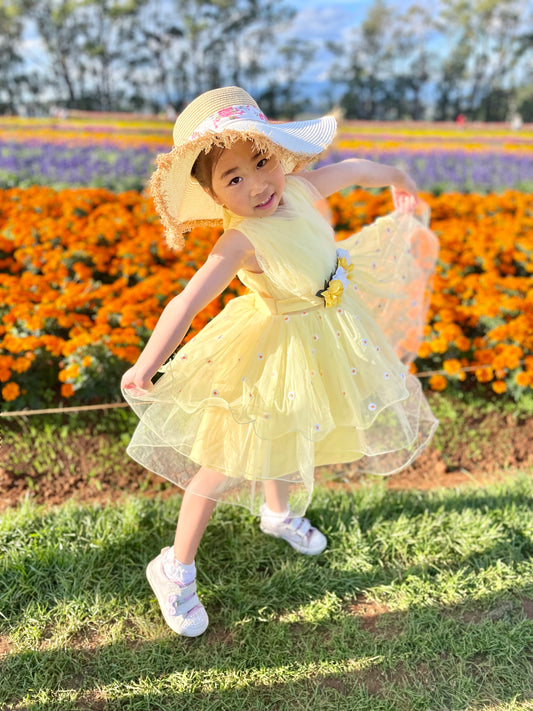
left=121, top=86, right=439, bottom=638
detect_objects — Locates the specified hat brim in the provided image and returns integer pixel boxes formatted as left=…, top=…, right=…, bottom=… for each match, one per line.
left=150, top=115, right=337, bottom=250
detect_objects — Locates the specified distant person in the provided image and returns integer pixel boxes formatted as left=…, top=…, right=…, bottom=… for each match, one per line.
left=165, top=104, right=177, bottom=121
left=455, top=113, right=466, bottom=128
left=510, top=113, right=523, bottom=131
left=121, top=86, right=439, bottom=637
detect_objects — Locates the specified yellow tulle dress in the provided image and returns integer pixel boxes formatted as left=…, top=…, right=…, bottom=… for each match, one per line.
left=123, top=175, right=439, bottom=515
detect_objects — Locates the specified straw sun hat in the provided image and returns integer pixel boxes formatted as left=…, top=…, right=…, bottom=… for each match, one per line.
left=149, top=86, right=337, bottom=249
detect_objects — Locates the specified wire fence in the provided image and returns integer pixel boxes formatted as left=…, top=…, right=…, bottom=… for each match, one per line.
left=0, top=363, right=500, bottom=418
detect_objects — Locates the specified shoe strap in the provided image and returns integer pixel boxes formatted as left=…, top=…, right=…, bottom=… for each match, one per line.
left=286, top=516, right=312, bottom=538
left=168, top=588, right=202, bottom=618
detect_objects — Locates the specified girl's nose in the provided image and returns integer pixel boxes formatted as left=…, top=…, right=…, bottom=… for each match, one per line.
left=250, top=175, right=268, bottom=195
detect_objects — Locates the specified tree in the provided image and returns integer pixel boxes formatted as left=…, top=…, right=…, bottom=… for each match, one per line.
left=0, top=0, right=32, bottom=113
left=435, top=0, right=533, bottom=120
left=327, top=0, right=435, bottom=120
left=30, top=0, right=144, bottom=111
left=258, top=38, right=315, bottom=118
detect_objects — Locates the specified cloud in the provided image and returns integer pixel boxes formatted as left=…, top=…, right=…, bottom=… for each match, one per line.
left=287, top=4, right=360, bottom=43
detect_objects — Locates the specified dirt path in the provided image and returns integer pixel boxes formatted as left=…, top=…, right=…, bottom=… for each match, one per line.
left=1, top=397, right=532, bottom=511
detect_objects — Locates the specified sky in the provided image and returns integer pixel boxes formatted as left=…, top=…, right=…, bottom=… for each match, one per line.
left=288, top=0, right=420, bottom=39
left=276, top=0, right=435, bottom=86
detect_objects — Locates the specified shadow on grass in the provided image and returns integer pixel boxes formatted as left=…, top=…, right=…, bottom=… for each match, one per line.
left=1, top=476, right=533, bottom=709
left=2, top=587, right=533, bottom=711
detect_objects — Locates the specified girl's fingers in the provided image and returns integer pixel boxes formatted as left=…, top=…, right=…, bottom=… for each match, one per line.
left=122, top=382, right=152, bottom=397
left=392, top=189, right=418, bottom=214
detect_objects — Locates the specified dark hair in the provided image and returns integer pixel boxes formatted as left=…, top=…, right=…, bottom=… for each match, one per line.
left=191, top=145, right=225, bottom=195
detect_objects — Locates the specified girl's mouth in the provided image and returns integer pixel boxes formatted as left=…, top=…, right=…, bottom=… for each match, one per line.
left=255, top=194, right=275, bottom=210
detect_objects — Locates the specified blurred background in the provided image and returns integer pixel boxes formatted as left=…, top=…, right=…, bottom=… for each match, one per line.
left=1, top=0, right=533, bottom=122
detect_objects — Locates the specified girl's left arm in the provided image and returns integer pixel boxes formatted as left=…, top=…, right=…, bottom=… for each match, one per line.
left=299, top=158, right=418, bottom=207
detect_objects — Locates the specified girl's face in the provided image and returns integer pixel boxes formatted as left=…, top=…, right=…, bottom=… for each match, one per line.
left=209, top=140, right=285, bottom=218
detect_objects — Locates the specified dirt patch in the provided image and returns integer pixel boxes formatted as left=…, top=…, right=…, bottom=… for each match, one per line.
left=338, top=405, right=533, bottom=492
left=346, top=597, right=394, bottom=636
left=0, top=634, right=12, bottom=656
left=317, top=677, right=348, bottom=695
left=74, top=689, right=107, bottom=711
left=521, top=598, right=533, bottom=620
left=345, top=596, right=405, bottom=641
left=0, top=399, right=532, bottom=511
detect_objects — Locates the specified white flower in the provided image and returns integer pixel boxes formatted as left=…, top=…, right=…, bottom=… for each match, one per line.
left=336, top=247, right=350, bottom=262
left=331, top=264, right=349, bottom=288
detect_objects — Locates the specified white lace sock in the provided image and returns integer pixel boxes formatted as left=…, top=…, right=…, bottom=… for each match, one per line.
left=162, top=547, right=196, bottom=586
left=261, top=504, right=291, bottom=524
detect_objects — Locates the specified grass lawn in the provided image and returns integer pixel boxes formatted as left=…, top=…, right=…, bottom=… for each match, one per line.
left=1, top=471, right=533, bottom=710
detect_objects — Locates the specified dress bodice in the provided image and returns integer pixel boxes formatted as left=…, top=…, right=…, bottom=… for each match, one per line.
left=227, top=175, right=337, bottom=300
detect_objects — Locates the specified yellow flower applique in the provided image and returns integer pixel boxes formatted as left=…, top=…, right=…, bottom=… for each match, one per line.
left=316, top=248, right=353, bottom=308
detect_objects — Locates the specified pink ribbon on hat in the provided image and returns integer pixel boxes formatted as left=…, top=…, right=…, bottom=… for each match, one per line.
left=188, top=105, right=268, bottom=140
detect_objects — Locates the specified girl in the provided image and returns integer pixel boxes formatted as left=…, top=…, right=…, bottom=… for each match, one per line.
left=121, top=86, right=439, bottom=638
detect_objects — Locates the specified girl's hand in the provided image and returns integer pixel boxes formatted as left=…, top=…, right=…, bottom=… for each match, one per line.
left=121, top=366, right=153, bottom=397
left=391, top=172, right=418, bottom=213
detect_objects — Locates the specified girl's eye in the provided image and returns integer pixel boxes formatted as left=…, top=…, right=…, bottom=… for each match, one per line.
left=229, top=176, right=242, bottom=186
left=257, top=157, right=268, bottom=168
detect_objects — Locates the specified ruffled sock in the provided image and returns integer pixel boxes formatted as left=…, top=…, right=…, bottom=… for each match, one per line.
left=162, top=547, right=197, bottom=587
left=261, top=503, right=291, bottom=525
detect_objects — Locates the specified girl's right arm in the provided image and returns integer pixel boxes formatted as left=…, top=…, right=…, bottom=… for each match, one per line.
left=121, top=229, right=254, bottom=394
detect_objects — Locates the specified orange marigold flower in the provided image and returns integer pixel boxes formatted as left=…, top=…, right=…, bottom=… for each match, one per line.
left=0, top=366, right=11, bottom=383
left=492, top=380, right=507, bottom=394
left=61, top=383, right=75, bottom=398
left=81, top=356, right=92, bottom=367
left=63, top=363, right=80, bottom=379
left=429, top=337, right=448, bottom=354
left=11, top=357, right=32, bottom=373
left=475, top=366, right=494, bottom=383
left=2, top=381, right=20, bottom=401
left=443, top=359, right=462, bottom=375
left=515, top=371, right=530, bottom=387
left=417, top=342, right=432, bottom=359
left=455, top=336, right=471, bottom=351
left=429, top=374, right=447, bottom=391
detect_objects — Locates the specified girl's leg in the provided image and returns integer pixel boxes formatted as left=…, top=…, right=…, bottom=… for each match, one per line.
left=263, top=478, right=290, bottom=513
left=261, top=476, right=327, bottom=555
left=146, top=466, right=226, bottom=638
left=173, top=465, right=228, bottom=564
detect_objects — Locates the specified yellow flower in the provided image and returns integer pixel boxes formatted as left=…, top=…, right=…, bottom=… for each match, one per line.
left=322, top=279, right=344, bottom=307
left=338, top=256, right=354, bottom=278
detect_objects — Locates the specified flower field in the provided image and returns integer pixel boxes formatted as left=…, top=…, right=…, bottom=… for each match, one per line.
left=2, top=116, right=533, bottom=193
left=0, top=116, right=532, bottom=410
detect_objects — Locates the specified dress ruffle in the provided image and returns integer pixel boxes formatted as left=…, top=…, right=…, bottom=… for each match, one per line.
left=123, top=176, right=439, bottom=516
